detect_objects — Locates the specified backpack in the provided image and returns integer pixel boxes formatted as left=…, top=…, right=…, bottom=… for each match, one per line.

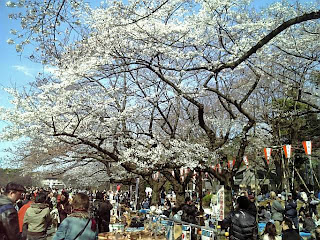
left=0, top=204, right=14, bottom=214
left=0, top=204, right=14, bottom=239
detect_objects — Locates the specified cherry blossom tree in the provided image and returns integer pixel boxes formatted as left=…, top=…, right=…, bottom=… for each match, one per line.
left=3, top=0, right=320, bottom=209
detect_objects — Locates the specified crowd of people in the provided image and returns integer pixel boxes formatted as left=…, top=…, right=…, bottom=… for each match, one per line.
left=0, top=182, right=114, bottom=240
left=0, top=181, right=320, bottom=240
left=220, top=189, right=320, bottom=240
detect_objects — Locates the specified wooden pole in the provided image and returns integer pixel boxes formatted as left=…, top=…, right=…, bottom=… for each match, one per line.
left=309, top=155, right=315, bottom=189
left=294, top=167, right=310, bottom=193
left=313, top=172, right=320, bottom=189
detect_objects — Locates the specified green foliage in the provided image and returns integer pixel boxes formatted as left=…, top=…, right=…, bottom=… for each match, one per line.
left=0, top=168, right=33, bottom=187
left=271, top=97, right=320, bottom=143
left=164, top=180, right=172, bottom=192
left=202, top=193, right=213, bottom=207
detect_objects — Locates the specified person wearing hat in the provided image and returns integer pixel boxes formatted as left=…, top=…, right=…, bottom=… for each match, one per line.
left=270, top=191, right=285, bottom=235
left=0, top=182, right=26, bottom=240
left=285, top=192, right=298, bottom=229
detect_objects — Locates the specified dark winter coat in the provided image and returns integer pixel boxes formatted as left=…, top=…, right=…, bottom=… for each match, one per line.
left=0, top=195, right=22, bottom=240
left=94, top=200, right=113, bottom=233
left=94, top=200, right=113, bottom=223
left=222, top=209, right=258, bottom=240
left=285, top=200, right=297, bottom=219
left=282, top=229, right=300, bottom=240
left=181, top=203, right=198, bottom=224
left=57, top=201, right=71, bottom=223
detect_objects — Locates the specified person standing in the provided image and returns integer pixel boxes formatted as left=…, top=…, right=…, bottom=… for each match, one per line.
left=160, top=190, right=166, bottom=206
left=57, top=192, right=71, bottom=224
left=181, top=197, right=199, bottom=240
left=0, top=182, right=26, bottom=240
left=22, top=192, right=52, bottom=240
left=181, top=197, right=198, bottom=224
left=222, top=196, right=258, bottom=240
left=53, top=193, right=97, bottom=240
left=309, top=193, right=320, bottom=218
left=270, top=192, right=285, bottom=235
left=285, top=192, right=298, bottom=229
left=94, top=192, right=113, bottom=233
left=18, top=194, right=35, bottom=233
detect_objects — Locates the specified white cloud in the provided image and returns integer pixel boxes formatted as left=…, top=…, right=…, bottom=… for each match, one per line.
left=43, top=66, right=57, bottom=74
left=12, top=65, right=33, bottom=77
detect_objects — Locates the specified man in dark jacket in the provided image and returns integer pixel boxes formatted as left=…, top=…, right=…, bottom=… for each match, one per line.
left=285, top=192, right=298, bottom=229
left=94, top=192, right=113, bottom=233
left=181, top=197, right=198, bottom=224
left=181, top=197, right=199, bottom=240
left=0, top=182, right=26, bottom=240
left=222, top=196, right=258, bottom=240
left=282, top=217, right=300, bottom=240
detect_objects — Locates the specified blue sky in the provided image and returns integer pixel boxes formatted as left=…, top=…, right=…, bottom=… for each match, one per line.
left=0, top=4, right=43, bottom=165
left=0, top=0, right=311, bottom=165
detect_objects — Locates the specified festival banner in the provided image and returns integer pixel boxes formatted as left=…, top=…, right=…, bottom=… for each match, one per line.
left=283, top=145, right=292, bottom=159
left=181, top=225, right=192, bottom=240
left=264, top=148, right=272, bottom=164
left=302, top=141, right=312, bottom=155
left=152, top=171, right=160, bottom=180
left=217, top=186, right=224, bottom=221
left=201, top=229, right=214, bottom=240
left=243, top=156, right=249, bottom=167
left=213, top=164, right=222, bottom=174
left=180, top=168, right=185, bottom=182
left=217, top=163, right=222, bottom=174
left=227, top=159, right=235, bottom=169
left=193, top=170, right=197, bottom=180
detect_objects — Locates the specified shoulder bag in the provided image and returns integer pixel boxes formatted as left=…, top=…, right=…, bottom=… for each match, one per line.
left=72, top=219, right=91, bottom=240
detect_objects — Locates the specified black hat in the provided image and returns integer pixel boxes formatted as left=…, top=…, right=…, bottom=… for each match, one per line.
left=5, top=182, right=26, bottom=193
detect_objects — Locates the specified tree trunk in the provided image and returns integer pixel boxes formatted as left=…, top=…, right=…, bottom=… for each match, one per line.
left=172, top=181, right=185, bottom=207
left=224, top=173, right=234, bottom=216
left=137, top=178, right=146, bottom=210
left=150, top=180, right=161, bottom=206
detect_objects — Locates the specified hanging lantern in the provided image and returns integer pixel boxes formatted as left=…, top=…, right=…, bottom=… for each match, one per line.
left=227, top=159, right=235, bottom=169
left=283, top=145, right=292, bottom=159
left=302, top=141, right=312, bottom=155
left=243, top=156, right=249, bottom=168
left=264, top=148, right=272, bottom=164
